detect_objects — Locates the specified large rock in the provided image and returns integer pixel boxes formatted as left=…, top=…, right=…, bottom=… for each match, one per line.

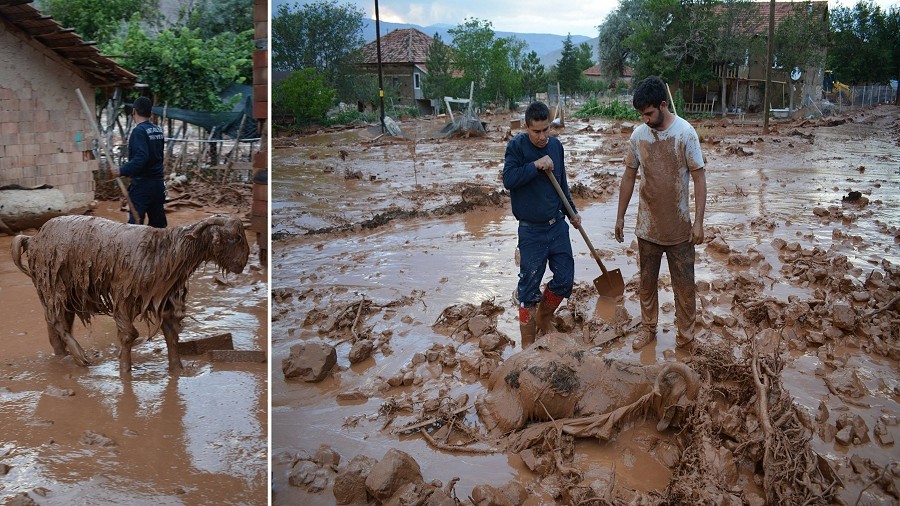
left=831, top=303, right=857, bottom=331
left=364, top=448, right=424, bottom=502
left=282, top=342, right=337, bottom=381
left=334, top=454, right=377, bottom=505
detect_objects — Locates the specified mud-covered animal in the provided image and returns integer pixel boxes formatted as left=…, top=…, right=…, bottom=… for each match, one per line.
left=11, top=215, right=249, bottom=374
left=476, top=333, right=699, bottom=437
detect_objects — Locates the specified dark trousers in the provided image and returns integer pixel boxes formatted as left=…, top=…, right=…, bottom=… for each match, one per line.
left=128, top=179, right=167, bottom=228
left=637, top=238, right=696, bottom=339
left=517, top=219, right=574, bottom=307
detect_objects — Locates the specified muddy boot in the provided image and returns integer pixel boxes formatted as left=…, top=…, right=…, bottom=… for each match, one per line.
left=535, top=289, right=564, bottom=336
left=519, top=305, right=537, bottom=348
left=631, top=325, right=657, bottom=350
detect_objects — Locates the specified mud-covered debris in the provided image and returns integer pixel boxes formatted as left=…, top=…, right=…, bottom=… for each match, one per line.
left=471, top=481, right=528, bottom=506
left=830, top=303, right=857, bottom=330
left=7, top=492, right=39, bottom=506
left=44, top=385, right=75, bottom=397
left=0, top=463, right=12, bottom=475
left=348, top=340, right=375, bottom=364
left=478, top=333, right=510, bottom=353
left=824, top=368, right=869, bottom=398
left=364, top=448, right=424, bottom=502
left=80, top=430, right=116, bottom=447
left=333, top=454, right=377, bottom=505
left=282, top=342, right=337, bottom=382
left=707, top=236, right=731, bottom=254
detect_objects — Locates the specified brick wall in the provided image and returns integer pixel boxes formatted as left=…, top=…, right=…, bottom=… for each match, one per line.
left=0, top=24, right=97, bottom=210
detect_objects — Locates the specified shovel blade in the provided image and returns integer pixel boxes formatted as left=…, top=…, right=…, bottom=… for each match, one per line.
left=593, top=269, right=625, bottom=298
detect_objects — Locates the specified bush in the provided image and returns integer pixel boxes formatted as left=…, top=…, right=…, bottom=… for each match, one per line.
left=573, top=97, right=640, bottom=120
left=274, top=69, right=335, bottom=126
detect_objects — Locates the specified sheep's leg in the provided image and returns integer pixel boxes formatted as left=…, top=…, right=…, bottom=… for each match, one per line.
left=45, top=307, right=91, bottom=366
left=116, top=315, right=140, bottom=374
left=161, top=295, right=186, bottom=371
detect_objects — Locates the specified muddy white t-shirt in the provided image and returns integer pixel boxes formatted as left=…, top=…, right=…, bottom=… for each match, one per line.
left=624, top=116, right=704, bottom=245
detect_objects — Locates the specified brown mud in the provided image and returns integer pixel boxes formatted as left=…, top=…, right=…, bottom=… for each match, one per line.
left=1, top=198, right=268, bottom=505
left=272, top=107, right=900, bottom=504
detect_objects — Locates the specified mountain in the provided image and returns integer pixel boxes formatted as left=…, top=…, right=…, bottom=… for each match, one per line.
left=363, top=19, right=591, bottom=68
left=539, top=36, right=600, bottom=69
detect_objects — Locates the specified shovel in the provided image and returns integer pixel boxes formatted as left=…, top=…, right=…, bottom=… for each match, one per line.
left=544, top=171, right=625, bottom=298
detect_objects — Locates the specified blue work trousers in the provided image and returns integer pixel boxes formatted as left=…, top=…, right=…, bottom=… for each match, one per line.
left=517, top=218, right=574, bottom=306
left=127, top=179, right=167, bottom=228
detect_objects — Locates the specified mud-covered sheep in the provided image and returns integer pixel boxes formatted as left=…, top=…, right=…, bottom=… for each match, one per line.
left=11, top=215, right=249, bottom=374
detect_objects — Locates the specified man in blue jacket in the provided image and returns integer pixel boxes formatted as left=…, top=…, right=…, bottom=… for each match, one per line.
left=113, top=96, right=167, bottom=227
left=503, top=101, right=580, bottom=347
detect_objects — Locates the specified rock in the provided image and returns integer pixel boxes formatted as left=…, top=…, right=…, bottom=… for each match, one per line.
left=771, top=237, right=787, bottom=250
left=498, top=481, right=527, bottom=505
left=282, top=342, right=337, bottom=381
left=831, top=303, right=857, bottom=331
left=835, top=425, right=853, bottom=445
left=518, top=448, right=550, bottom=475
left=365, top=448, right=424, bottom=502
left=823, top=326, right=844, bottom=340
left=478, top=333, right=508, bottom=353
left=288, top=460, right=319, bottom=487
left=708, top=236, right=731, bottom=254
left=0, top=463, right=11, bottom=475
left=874, top=419, right=895, bottom=446
left=314, top=445, right=341, bottom=469
left=334, top=454, right=377, bottom=505
left=824, top=368, right=868, bottom=398
left=348, top=340, right=374, bottom=364
left=79, top=430, right=116, bottom=447
left=812, top=206, right=830, bottom=217
left=471, top=484, right=515, bottom=506
left=850, top=291, right=871, bottom=302
left=337, top=390, right=368, bottom=402
left=7, top=493, right=39, bottom=506
left=426, top=488, right=458, bottom=506
left=44, top=385, right=75, bottom=397
left=178, top=332, right=234, bottom=355
left=467, top=315, right=493, bottom=337
left=411, top=352, right=426, bottom=366
left=727, top=253, right=752, bottom=266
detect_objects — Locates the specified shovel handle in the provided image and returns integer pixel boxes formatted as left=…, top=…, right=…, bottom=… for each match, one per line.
left=543, top=170, right=610, bottom=275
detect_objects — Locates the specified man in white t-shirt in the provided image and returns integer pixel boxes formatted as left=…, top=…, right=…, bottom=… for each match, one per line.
left=614, top=76, right=707, bottom=350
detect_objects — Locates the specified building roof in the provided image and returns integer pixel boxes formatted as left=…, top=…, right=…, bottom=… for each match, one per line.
left=0, top=0, right=137, bottom=87
left=740, top=1, right=828, bottom=35
left=361, top=28, right=432, bottom=65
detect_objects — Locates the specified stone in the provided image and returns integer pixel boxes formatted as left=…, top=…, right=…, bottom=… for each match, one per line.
left=708, top=236, right=731, bottom=254
left=288, top=460, right=319, bottom=487
left=314, top=445, right=341, bottom=469
left=365, top=448, right=424, bottom=502
left=831, top=303, right=857, bottom=331
left=348, top=340, right=374, bottom=364
left=282, top=342, right=337, bottom=382
left=471, top=484, right=515, bottom=506
left=334, top=454, right=377, bottom=505
left=478, top=333, right=508, bottom=353
left=467, top=315, right=493, bottom=337
left=835, top=425, right=853, bottom=445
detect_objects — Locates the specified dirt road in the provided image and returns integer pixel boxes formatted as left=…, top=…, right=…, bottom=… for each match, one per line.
left=271, top=105, right=898, bottom=505
left=1, top=200, right=268, bottom=505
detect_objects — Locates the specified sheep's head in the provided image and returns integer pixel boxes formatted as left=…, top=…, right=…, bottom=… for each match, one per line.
left=187, top=216, right=250, bottom=273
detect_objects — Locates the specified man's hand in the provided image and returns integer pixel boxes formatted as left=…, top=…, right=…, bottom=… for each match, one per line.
left=109, top=167, right=120, bottom=178
left=570, top=214, right=581, bottom=229
left=691, top=222, right=704, bottom=245
left=535, top=155, right=553, bottom=172
left=614, top=217, right=625, bottom=243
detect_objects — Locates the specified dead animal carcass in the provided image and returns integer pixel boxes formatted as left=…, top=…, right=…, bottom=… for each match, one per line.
left=10, top=215, right=249, bottom=374
left=476, top=333, right=699, bottom=439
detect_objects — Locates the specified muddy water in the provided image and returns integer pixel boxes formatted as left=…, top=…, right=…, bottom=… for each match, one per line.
left=1, top=203, right=268, bottom=505
left=272, top=109, right=899, bottom=503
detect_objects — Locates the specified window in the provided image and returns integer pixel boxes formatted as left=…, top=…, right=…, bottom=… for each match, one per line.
left=414, top=73, right=420, bottom=89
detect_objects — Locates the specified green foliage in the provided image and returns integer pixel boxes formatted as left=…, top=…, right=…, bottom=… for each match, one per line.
left=448, top=18, right=496, bottom=104
left=272, top=0, right=365, bottom=92
left=423, top=33, right=455, bottom=107
left=324, top=108, right=377, bottom=126
left=275, top=69, right=336, bottom=125
left=556, top=35, right=584, bottom=95
left=774, top=2, right=829, bottom=74
left=829, top=1, right=899, bottom=88
left=103, top=18, right=253, bottom=111
left=573, top=97, right=640, bottom=120
left=179, top=0, right=253, bottom=39
left=43, top=0, right=159, bottom=44
left=520, top=50, right=548, bottom=98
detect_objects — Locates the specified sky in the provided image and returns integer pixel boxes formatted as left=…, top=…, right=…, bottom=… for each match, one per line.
left=279, top=0, right=900, bottom=38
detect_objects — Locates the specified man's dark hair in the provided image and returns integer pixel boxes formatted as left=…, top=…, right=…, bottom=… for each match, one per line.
left=524, top=101, right=549, bottom=126
left=133, top=96, right=153, bottom=118
left=632, top=76, right=667, bottom=110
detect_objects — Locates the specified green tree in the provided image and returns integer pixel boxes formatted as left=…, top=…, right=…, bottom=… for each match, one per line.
left=520, top=50, right=547, bottom=99
left=576, top=42, right=594, bottom=72
left=486, top=36, right=526, bottom=106
left=774, top=2, right=829, bottom=77
left=448, top=18, right=496, bottom=105
left=179, top=0, right=253, bottom=39
left=556, top=35, right=583, bottom=96
left=103, top=18, right=253, bottom=111
left=882, top=7, right=900, bottom=103
left=274, top=68, right=336, bottom=125
left=596, top=0, right=647, bottom=81
left=422, top=33, right=456, bottom=108
left=829, top=1, right=897, bottom=88
left=272, top=0, right=365, bottom=87
left=43, top=0, right=159, bottom=43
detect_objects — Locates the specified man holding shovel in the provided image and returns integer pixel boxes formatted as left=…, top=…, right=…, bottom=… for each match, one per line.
left=111, top=96, right=167, bottom=228
left=615, top=76, right=707, bottom=350
left=503, top=101, right=580, bottom=347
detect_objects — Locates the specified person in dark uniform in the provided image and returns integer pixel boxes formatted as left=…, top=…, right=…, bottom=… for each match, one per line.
left=113, top=96, right=167, bottom=227
left=503, top=101, right=581, bottom=347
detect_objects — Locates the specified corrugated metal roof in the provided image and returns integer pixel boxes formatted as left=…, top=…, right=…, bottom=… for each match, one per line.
left=0, top=0, right=137, bottom=87
left=361, top=28, right=432, bottom=64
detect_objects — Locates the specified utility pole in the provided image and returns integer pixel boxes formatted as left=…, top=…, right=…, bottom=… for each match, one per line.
left=374, top=0, right=386, bottom=133
left=762, top=0, right=775, bottom=134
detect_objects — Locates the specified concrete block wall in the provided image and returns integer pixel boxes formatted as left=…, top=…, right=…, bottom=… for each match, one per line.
left=0, top=23, right=98, bottom=211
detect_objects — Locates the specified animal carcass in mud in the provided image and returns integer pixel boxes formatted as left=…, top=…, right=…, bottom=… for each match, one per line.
left=476, top=333, right=699, bottom=438
left=10, top=215, right=249, bottom=374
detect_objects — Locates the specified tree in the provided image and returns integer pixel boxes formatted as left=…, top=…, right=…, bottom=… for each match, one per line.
left=179, top=0, right=253, bottom=39
left=774, top=2, right=829, bottom=76
left=486, top=36, right=526, bottom=106
left=272, top=0, right=364, bottom=86
left=422, top=33, right=456, bottom=109
left=274, top=69, right=335, bottom=125
left=556, top=35, right=583, bottom=96
left=829, top=1, right=894, bottom=85
left=882, top=7, right=900, bottom=103
left=43, top=0, right=160, bottom=44
left=597, top=0, right=647, bottom=82
left=521, top=50, right=547, bottom=99
left=103, top=18, right=253, bottom=111
left=448, top=18, right=496, bottom=105
left=576, top=42, right=594, bottom=73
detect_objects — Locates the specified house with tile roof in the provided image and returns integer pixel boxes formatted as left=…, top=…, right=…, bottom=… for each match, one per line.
left=0, top=1, right=137, bottom=224
left=360, top=28, right=434, bottom=115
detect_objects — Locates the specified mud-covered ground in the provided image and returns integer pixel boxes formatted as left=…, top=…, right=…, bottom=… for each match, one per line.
left=271, top=105, right=899, bottom=504
left=0, top=194, right=269, bottom=505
